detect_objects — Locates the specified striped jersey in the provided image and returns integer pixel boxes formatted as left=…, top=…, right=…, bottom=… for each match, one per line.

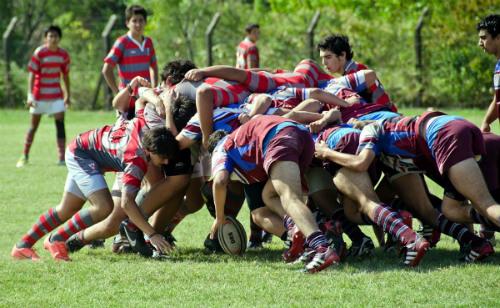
left=28, top=45, right=70, bottom=101
left=236, top=37, right=259, bottom=69
left=104, top=34, right=157, bottom=89
left=68, top=109, right=149, bottom=194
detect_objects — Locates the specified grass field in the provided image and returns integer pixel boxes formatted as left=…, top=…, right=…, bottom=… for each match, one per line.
left=1, top=108, right=500, bottom=307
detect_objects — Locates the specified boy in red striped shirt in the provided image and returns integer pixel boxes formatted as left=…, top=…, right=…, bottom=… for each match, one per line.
left=102, top=4, right=158, bottom=95
left=236, top=24, right=260, bottom=69
left=16, top=25, right=70, bottom=168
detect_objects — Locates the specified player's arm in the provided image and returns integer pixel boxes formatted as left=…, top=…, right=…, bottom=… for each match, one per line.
left=307, top=88, right=351, bottom=107
left=185, top=66, right=248, bottom=84
left=26, top=72, right=35, bottom=107
left=159, top=89, right=179, bottom=136
left=121, top=190, right=172, bottom=253
left=150, top=65, right=159, bottom=88
left=112, top=76, right=150, bottom=112
left=195, top=87, right=215, bottom=149
left=315, top=142, right=375, bottom=172
left=102, top=62, right=119, bottom=95
left=62, top=72, right=71, bottom=108
left=210, top=169, right=229, bottom=239
left=481, top=95, right=497, bottom=132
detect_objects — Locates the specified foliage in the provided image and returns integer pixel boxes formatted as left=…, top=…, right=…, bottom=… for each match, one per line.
left=0, top=0, right=499, bottom=109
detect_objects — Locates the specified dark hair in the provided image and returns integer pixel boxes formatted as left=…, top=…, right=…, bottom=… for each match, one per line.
left=44, top=25, right=62, bottom=38
left=317, top=34, right=354, bottom=60
left=161, top=60, right=197, bottom=85
left=171, top=95, right=197, bottom=131
left=477, top=14, right=500, bottom=38
left=208, top=130, right=229, bottom=153
left=125, top=4, right=148, bottom=22
left=142, top=126, right=179, bottom=159
left=245, top=23, right=260, bottom=34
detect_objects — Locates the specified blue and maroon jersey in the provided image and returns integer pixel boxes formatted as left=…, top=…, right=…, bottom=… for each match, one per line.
left=211, top=115, right=308, bottom=184
left=180, top=107, right=243, bottom=141
left=316, top=124, right=361, bottom=155
left=28, top=45, right=70, bottom=101
left=104, top=34, right=157, bottom=89
left=68, top=109, right=149, bottom=193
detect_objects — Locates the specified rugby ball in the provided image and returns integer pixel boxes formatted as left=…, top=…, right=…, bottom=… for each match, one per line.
left=217, top=216, right=247, bottom=255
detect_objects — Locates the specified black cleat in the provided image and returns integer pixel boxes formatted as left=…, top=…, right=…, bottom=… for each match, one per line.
left=66, top=233, right=86, bottom=253
left=203, top=233, right=223, bottom=254
left=119, top=220, right=153, bottom=257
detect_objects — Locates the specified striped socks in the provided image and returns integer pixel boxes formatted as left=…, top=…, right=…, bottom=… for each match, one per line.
left=17, top=208, right=62, bottom=248
left=373, top=204, right=416, bottom=246
left=50, top=209, right=94, bottom=242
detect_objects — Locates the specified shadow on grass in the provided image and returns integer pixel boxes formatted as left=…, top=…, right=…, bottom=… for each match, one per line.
left=79, top=244, right=500, bottom=273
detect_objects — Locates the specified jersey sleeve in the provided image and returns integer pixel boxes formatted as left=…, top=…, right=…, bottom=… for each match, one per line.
left=335, top=71, right=367, bottom=92
left=121, top=157, right=148, bottom=194
left=104, top=37, right=125, bottom=66
left=357, top=122, right=382, bottom=155
left=211, top=141, right=234, bottom=176
left=27, top=48, right=41, bottom=74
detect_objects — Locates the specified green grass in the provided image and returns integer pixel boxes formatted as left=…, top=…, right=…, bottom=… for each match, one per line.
left=0, top=108, right=499, bottom=307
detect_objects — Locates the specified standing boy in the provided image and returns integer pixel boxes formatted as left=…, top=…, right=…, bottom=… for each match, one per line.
left=236, top=23, right=260, bottom=69
left=103, top=4, right=158, bottom=95
left=16, top=25, right=70, bottom=167
left=478, top=14, right=500, bottom=132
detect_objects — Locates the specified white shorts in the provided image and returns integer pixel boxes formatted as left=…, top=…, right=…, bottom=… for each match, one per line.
left=64, top=149, right=108, bottom=199
left=30, top=99, right=65, bottom=115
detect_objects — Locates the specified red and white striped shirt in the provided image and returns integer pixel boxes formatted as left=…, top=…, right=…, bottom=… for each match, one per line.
left=28, top=45, right=70, bottom=101
left=236, top=37, right=259, bottom=69
left=104, top=34, right=157, bottom=89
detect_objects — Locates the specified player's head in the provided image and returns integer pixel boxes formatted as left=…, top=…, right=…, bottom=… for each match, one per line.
left=125, top=5, right=148, bottom=35
left=208, top=130, right=229, bottom=154
left=44, top=25, right=62, bottom=45
left=161, top=60, right=197, bottom=86
left=245, top=23, right=260, bottom=42
left=477, top=14, right=500, bottom=56
left=142, top=126, right=179, bottom=166
left=317, top=34, right=353, bottom=74
left=171, top=94, right=197, bottom=131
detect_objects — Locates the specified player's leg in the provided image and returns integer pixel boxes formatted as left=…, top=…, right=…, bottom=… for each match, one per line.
left=53, top=111, right=66, bottom=164
left=333, top=167, right=429, bottom=266
left=17, top=113, right=42, bottom=167
left=448, top=158, right=500, bottom=228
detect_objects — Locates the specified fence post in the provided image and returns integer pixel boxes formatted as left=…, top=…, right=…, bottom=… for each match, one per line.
left=415, top=7, right=429, bottom=107
left=3, top=17, right=18, bottom=107
left=307, top=10, right=320, bottom=60
left=206, top=12, right=221, bottom=67
left=92, top=14, right=117, bottom=110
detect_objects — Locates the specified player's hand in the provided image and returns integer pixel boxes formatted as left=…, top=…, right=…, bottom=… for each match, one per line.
left=149, top=233, right=173, bottom=254
left=26, top=98, right=36, bottom=108
left=209, top=217, right=226, bottom=239
left=64, top=97, right=71, bottom=109
left=185, top=69, right=204, bottom=81
left=238, top=113, right=251, bottom=124
left=130, top=76, right=151, bottom=90
left=481, top=122, right=491, bottom=133
left=314, top=141, right=330, bottom=160
left=309, top=119, right=326, bottom=133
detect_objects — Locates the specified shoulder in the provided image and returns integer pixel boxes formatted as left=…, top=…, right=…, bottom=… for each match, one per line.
left=33, top=46, right=47, bottom=56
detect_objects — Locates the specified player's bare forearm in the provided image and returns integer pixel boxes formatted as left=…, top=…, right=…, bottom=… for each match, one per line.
left=102, top=63, right=119, bottom=94
left=481, top=97, right=498, bottom=131
left=151, top=66, right=159, bottom=88
left=309, top=88, right=350, bottom=107
left=121, top=192, right=156, bottom=237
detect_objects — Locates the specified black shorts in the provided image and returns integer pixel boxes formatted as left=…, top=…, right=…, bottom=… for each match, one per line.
left=244, top=182, right=266, bottom=211
left=162, top=149, right=193, bottom=176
